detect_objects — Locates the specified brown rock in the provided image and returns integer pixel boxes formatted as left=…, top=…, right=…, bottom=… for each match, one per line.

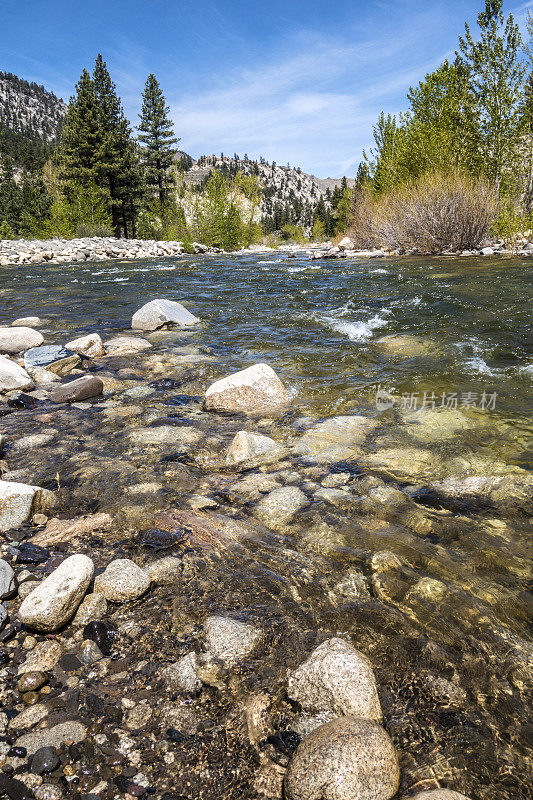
left=49, top=375, right=103, bottom=403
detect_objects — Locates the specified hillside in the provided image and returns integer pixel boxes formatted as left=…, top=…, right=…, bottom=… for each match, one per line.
left=0, top=72, right=67, bottom=171
left=179, top=153, right=353, bottom=230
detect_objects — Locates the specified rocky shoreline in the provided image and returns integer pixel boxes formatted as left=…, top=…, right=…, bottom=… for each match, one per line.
left=0, top=300, right=530, bottom=799
left=3, top=234, right=533, bottom=266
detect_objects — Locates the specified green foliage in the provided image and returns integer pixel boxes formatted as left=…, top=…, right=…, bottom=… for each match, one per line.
left=491, top=195, right=532, bottom=246
left=311, top=218, right=326, bottom=241
left=367, top=1, right=526, bottom=204
left=0, top=220, right=14, bottom=239
left=281, top=223, right=306, bottom=243
left=38, top=181, right=112, bottom=238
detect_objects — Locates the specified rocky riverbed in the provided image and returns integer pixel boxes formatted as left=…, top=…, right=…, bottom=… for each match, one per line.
left=0, top=254, right=531, bottom=800
left=3, top=234, right=533, bottom=267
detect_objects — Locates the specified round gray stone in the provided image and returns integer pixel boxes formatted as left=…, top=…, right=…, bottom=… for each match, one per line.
left=285, top=716, right=399, bottom=800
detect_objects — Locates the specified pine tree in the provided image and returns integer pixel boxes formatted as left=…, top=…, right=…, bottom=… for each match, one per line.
left=137, top=74, right=178, bottom=211
left=60, top=69, right=101, bottom=187
left=93, top=54, right=141, bottom=237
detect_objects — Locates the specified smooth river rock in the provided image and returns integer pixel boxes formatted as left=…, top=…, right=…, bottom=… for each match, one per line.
left=49, top=375, right=104, bottom=403
left=19, top=554, right=94, bottom=632
left=204, top=615, right=262, bottom=666
left=0, top=326, right=44, bottom=354
left=0, top=480, right=38, bottom=531
left=287, top=638, right=382, bottom=720
left=0, top=354, right=34, bottom=391
left=65, top=333, right=105, bottom=358
left=104, top=336, right=152, bottom=354
left=94, top=558, right=150, bottom=601
left=284, top=716, right=399, bottom=800
left=225, top=430, right=279, bottom=465
left=132, top=298, right=200, bottom=331
left=204, top=363, right=289, bottom=413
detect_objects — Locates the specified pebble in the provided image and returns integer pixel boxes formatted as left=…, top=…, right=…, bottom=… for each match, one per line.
left=82, top=620, right=119, bottom=655
left=18, top=641, right=63, bottom=675
left=48, top=375, right=103, bottom=403
left=79, top=639, right=104, bottom=664
left=145, top=556, right=181, bottom=585
left=30, top=747, right=60, bottom=775
left=284, top=716, right=399, bottom=800
left=288, top=638, right=381, bottom=720
left=162, top=653, right=201, bottom=691
left=35, top=785, right=64, bottom=800
left=17, top=672, right=48, bottom=693
left=18, top=554, right=94, bottom=632
left=204, top=615, right=262, bottom=666
left=94, top=559, right=150, bottom=601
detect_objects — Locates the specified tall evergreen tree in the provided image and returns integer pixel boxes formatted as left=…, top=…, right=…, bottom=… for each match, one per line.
left=60, top=69, right=101, bottom=187
left=93, top=54, right=141, bottom=237
left=137, top=74, right=178, bottom=210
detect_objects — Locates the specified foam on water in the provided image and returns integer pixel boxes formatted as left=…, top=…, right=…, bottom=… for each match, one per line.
left=316, top=307, right=391, bottom=341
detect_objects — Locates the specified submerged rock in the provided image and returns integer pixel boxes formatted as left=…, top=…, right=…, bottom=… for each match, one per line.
left=0, top=354, right=34, bottom=391
left=65, top=333, right=105, bottom=358
left=0, top=326, right=44, bottom=354
left=12, top=316, right=41, bottom=327
left=204, top=363, right=289, bottom=413
left=360, top=447, right=443, bottom=481
left=225, top=430, right=279, bottom=465
left=287, top=638, right=381, bottom=720
left=132, top=298, right=200, bottom=331
left=163, top=652, right=201, bottom=691
left=376, top=334, right=438, bottom=357
left=404, top=793, right=472, bottom=800
left=295, top=415, right=377, bottom=462
left=49, top=375, right=104, bottom=403
left=94, top=558, right=150, bottom=601
left=284, top=716, right=399, bottom=800
left=204, top=615, right=262, bottom=666
left=19, top=554, right=94, bottom=632
left=255, top=486, right=308, bottom=528
left=16, top=721, right=86, bottom=755
left=103, top=336, right=152, bottom=354
left=29, top=513, right=113, bottom=546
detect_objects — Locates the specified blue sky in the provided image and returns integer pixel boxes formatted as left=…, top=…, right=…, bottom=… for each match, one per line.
left=2, top=0, right=532, bottom=177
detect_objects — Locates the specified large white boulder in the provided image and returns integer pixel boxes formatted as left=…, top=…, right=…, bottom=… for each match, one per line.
left=0, top=327, right=44, bottom=354
left=338, top=236, right=355, bottom=251
left=204, top=363, right=288, bottom=413
left=0, top=355, right=34, bottom=392
left=0, top=480, right=38, bottom=531
left=132, top=299, right=200, bottom=331
left=19, top=554, right=94, bottom=632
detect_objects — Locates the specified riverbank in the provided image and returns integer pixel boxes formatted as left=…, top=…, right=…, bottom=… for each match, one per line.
left=4, top=234, right=533, bottom=267
left=0, top=257, right=530, bottom=800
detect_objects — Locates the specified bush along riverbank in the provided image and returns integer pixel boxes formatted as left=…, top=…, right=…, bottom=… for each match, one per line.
left=0, top=302, right=530, bottom=799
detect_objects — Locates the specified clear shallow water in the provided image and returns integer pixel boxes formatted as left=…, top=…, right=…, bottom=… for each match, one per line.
left=1, top=252, right=532, bottom=798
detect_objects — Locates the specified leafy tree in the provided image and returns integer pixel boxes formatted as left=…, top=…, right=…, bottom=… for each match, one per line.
left=137, top=74, right=178, bottom=211
left=457, top=0, right=524, bottom=191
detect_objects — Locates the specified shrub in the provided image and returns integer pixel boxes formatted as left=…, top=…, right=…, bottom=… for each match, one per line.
left=349, top=171, right=498, bottom=253
left=0, top=220, right=14, bottom=239
left=281, top=223, right=306, bottom=243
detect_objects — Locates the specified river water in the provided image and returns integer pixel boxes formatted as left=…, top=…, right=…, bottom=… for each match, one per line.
left=1, top=252, right=532, bottom=798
